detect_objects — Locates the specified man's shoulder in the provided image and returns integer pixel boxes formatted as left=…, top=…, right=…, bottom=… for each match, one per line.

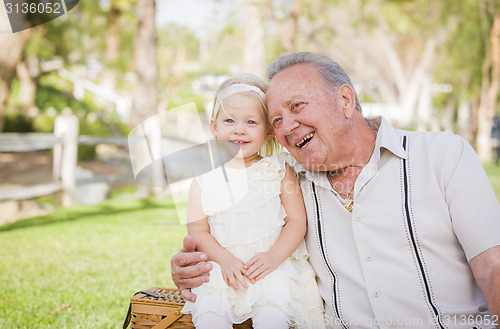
left=400, top=130, right=472, bottom=170
left=398, top=129, right=466, bottom=149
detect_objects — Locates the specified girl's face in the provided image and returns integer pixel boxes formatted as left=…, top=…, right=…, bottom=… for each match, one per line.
left=210, top=92, right=271, bottom=164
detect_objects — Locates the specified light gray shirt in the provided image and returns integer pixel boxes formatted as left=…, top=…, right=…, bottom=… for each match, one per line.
left=295, top=116, right=500, bottom=329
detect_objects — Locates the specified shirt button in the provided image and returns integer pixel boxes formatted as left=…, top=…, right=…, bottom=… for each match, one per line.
left=373, top=292, right=380, bottom=298
left=355, top=216, right=361, bottom=222
left=365, top=256, right=372, bottom=262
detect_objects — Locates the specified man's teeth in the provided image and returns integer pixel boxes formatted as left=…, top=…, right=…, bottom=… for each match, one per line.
left=296, top=133, right=314, bottom=148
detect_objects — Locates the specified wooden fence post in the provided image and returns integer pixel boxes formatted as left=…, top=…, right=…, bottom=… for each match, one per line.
left=53, top=112, right=79, bottom=206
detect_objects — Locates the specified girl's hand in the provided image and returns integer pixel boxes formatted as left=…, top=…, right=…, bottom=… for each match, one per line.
left=220, top=256, right=248, bottom=290
left=244, top=251, right=280, bottom=283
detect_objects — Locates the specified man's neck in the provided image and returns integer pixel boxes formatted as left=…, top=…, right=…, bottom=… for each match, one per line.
left=327, top=116, right=378, bottom=191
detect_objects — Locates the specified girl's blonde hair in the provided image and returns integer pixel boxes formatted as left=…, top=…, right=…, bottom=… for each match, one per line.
left=211, top=74, right=280, bottom=157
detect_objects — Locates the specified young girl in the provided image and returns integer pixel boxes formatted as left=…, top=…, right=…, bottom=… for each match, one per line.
left=181, top=74, right=325, bottom=329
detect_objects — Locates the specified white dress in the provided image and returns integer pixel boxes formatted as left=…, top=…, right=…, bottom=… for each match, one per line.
left=182, top=154, right=325, bottom=329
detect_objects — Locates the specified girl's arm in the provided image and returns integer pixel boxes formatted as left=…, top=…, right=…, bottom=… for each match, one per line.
left=187, top=179, right=248, bottom=289
left=244, top=163, right=307, bottom=282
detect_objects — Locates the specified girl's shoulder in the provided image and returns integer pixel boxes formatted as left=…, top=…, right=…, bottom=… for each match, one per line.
left=253, top=152, right=294, bottom=180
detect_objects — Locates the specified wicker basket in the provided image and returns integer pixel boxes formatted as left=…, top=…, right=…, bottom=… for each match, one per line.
left=123, top=287, right=253, bottom=329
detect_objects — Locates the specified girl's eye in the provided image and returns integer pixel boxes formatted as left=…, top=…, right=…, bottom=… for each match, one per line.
left=247, top=120, right=256, bottom=125
left=225, top=119, right=234, bottom=123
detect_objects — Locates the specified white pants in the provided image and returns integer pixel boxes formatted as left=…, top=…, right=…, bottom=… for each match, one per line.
left=193, top=305, right=290, bottom=329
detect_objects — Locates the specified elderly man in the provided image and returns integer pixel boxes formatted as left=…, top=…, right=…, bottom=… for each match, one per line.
left=171, top=52, right=500, bottom=328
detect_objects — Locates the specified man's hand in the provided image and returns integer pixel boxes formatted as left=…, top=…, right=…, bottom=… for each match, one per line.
left=244, top=251, right=280, bottom=283
left=170, top=235, right=212, bottom=302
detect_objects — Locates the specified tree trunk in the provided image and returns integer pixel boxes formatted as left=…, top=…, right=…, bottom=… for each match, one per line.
left=457, top=95, right=473, bottom=141
left=157, top=48, right=186, bottom=113
left=0, top=30, right=32, bottom=131
left=266, top=0, right=300, bottom=55
left=133, top=0, right=158, bottom=125
left=477, top=12, right=500, bottom=161
left=416, top=76, right=433, bottom=131
left=244, top=0, right=265, bottom=78
left=105, top=5, right=121, bottom=64
left=133, top=0, right=160, bottom=194
left=16, top=54, right=39, bottom=115
left=398, top=37, right=437, bottom=128
left=101, top=2, right=122, bottom=93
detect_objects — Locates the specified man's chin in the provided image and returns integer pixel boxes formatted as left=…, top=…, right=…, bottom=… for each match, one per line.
left=293, top=152, right=328, bottom=172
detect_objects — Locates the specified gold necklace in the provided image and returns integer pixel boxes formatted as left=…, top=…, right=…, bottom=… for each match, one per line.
left=327, top=134, right=377, bottom=212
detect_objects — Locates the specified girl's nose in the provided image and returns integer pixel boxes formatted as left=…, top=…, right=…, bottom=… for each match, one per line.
left=233, top=123, right=246, bottom=135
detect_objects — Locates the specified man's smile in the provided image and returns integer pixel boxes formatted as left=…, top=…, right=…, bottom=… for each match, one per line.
left=295, top=132, right=315, bottom=149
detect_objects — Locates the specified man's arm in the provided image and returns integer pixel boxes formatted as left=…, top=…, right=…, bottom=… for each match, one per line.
left=469, top=245, right=500, bottom=323
left=170, top=235, right=212, bottom=302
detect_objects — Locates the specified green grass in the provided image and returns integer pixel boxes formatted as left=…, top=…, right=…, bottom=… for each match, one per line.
left=0, top=196, right=187, bottom=329
left=1, top=164, right=499, bottom=329
left=484, top=163, right=500, bottom=197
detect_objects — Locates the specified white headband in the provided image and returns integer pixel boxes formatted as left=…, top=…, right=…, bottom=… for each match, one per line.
left=213, top=83, right=266, bottom=119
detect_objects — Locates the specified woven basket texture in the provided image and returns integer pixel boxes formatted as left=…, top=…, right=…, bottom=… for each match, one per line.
left=129, top=287, right=253, bottom=329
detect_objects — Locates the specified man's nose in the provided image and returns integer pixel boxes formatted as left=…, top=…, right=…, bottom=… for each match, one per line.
left=278, top=116, right=299, bottom=136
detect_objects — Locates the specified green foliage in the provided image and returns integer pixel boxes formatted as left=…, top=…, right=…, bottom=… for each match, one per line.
left=164, top=82, right=208, bottom=114
left=77, top=112, right=129, bottom=161
left=32, top=114, right=56, bottom=133
left=0, top=195, right=187, bottom=329
left=34, top=73, right=98, bottom=114
left=35, top=86, right=75, bottom=113
left=31, top=110, right=129, bottom=161
left=3, top=113, right=34, bottom=133
left=114, top=21, right=136, bottom=71
left=158, top=24, right=200, bottom=62
left=28, top=70, right=129, bottom=160
left=442, top=0, right=484, bottom=93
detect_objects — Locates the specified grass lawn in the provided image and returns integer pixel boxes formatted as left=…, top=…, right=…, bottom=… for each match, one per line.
left=1, top=164, right=499, bottom=329
left=0, top=196, right=187, bottom=329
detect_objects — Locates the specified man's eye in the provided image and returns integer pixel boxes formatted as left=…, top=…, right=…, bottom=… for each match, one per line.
left=292, top=102, right=303, bottom=110
left=272, top=118, right=282, bottom=127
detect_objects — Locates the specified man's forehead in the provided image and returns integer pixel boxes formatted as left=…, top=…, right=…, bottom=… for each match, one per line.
left=267, top=64, right=319, bottom=93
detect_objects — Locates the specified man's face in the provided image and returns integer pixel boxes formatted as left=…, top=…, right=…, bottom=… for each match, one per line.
left=266, top=63, right=348, bottom=171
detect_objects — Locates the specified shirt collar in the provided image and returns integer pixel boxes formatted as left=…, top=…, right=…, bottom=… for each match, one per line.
left=371, top=116, right=408, bottom=160
left=293, top=116, right=408, bottom=180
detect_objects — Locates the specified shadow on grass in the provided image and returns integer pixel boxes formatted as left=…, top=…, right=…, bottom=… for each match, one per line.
left=0, top=197, right=181, bottom=232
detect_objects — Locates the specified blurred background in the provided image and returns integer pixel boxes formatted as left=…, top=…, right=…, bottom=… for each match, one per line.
left=1, top=0, right=500, bottom=327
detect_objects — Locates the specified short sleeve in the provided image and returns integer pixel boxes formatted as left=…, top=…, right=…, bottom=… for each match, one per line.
left=445, top=137, right=500, bottom=260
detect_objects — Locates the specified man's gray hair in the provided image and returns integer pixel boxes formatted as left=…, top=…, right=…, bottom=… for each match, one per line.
left=266, top=52, right=362, bottom=112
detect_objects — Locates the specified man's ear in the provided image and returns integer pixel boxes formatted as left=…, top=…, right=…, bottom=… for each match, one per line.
left=266, top=128, right=275, bottom=141
left=209, top=119, right=217, bottom=136
left=339, top=84, right=356, bottom=119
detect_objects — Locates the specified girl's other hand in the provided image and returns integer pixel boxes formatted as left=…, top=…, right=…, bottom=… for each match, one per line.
left=220, top=256, right=248, bottom=290
left=244, top=251, right=279, bottom=283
